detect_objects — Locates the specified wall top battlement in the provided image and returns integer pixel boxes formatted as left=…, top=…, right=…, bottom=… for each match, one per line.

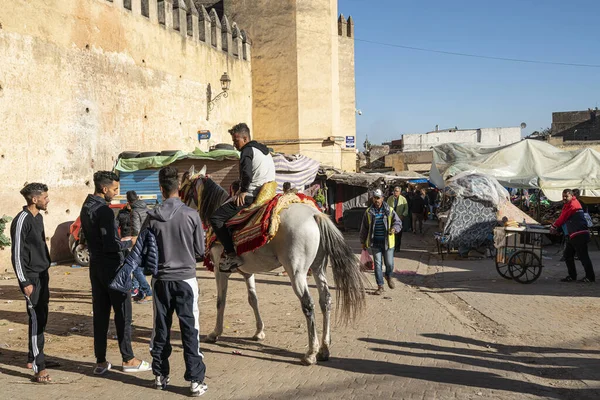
left=338, top=14, right=354, bottom=38
left=103, top=0, right=251, bottom=60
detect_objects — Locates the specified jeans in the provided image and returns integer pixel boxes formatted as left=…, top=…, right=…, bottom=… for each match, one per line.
left=371, top=244, right=394, bottom=286
left=564, top=233, right=595, bottom=281
left=132, top=267, right=152, bottom=296
left=210, top=196, right=254, bottom=254
left=412, top=213, right=423, bottom=233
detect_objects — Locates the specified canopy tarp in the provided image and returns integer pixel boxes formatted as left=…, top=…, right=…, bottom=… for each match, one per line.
left=115, top=148, right=240, bottom=172
left=328, top=172, right=427, bottom=188
left=430, top=139, right=600, bottom=201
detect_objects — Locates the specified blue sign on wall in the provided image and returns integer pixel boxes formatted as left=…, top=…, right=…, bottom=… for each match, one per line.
left=198, top=130, right=211, bottom=140
left=346, top=136, right=355, bottom=148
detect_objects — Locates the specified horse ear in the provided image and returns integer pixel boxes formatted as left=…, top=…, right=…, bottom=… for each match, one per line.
left=199, top=165, right=207, bottom=176
left=188, top=165, right=196, bottom=176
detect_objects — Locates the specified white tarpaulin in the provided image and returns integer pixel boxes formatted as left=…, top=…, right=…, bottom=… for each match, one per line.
left=430, top=139, right=600, bottom=201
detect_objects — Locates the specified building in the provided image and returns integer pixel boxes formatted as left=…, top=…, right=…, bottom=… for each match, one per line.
left=0, top=0, right=357, bottom=264
left=216, top=0, right=357, bottom=172
left=402, top=126, right=522, bottom=152
left=385, top=126, right=522, bottom=173
left=548, top=109, right=600, bottom=147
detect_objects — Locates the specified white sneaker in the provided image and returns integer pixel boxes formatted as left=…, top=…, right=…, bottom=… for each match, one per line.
left=154, top=375, right=170, bottom=390
left=190, top=381, right=208, bottom=397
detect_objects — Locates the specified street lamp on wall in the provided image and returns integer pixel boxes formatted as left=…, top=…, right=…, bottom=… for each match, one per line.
left=206, top=72, right=231, bottom=121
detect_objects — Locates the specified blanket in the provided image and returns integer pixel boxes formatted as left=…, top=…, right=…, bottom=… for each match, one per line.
left=204, top=191, right=319, bottom=271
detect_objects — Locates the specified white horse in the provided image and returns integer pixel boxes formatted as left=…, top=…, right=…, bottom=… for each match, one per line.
left=180, top=168, right=365, bottom=365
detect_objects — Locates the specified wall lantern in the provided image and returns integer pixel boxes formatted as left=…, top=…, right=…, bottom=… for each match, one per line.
left=206, top=72, right=231, bottom=120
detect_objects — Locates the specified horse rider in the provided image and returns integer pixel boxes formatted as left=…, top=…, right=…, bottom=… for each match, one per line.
left=210, top=122, right=276, bottom=273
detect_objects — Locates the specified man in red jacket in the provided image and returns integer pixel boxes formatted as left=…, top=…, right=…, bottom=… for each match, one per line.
left=551, top=189, right=595, bottom=282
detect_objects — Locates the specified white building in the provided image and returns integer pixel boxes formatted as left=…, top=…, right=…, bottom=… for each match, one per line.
left=402, top=127, right=522, bottom=152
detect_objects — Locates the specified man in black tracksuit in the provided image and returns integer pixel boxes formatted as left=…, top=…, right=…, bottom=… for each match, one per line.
left=144, top=166, right=207, bottom=396
left=80, top=171, right=150, bottom=375
left=11, top=183, right=52, bottom=382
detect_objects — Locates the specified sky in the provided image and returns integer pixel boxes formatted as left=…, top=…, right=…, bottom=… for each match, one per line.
left=338, top=0, right=600, bottom=147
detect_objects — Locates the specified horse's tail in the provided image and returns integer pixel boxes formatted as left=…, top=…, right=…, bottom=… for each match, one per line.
left=314, top=213, right=365, bottom=324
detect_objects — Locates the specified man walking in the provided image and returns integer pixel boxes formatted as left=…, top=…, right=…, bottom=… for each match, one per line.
left=210, top=122, right=276, bottom=272
left=80, top=171, right=151, bottom=375
left=551, top=189, right=595, bottom=283
left=144, top=166, right=208, bottom=396
left=387, top=186, right=408, bottom=252
left=410, top=189, right=427, bottom=234
left=11, top=183, right=52, bottom=382
left=127, top=190, right=152, bottom=301
left=360, top=189, right=402, bottom=295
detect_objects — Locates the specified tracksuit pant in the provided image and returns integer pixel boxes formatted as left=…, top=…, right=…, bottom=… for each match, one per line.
left=150, top=278, right=206, bottom=382
left=22, top=271, right=49, bottom=374
left=89, top=264, right=135, bottom=364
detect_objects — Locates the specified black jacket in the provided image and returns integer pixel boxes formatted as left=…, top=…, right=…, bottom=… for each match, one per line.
left=80, top=194, right=131, bottom=269
left=117, top=208, right=133, bottom=237
left=10, top=207, right=51, bottom=287
left=110, top=229, right=159, bottom=293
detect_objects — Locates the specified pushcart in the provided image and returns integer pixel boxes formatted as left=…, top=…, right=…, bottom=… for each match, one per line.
left=494, top=225, right=550, bottom=284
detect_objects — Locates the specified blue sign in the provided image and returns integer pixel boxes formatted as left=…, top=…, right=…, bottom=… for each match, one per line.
left=198, top=130, right=211, bottom=140
left=345, top=136, right=355, bottom=148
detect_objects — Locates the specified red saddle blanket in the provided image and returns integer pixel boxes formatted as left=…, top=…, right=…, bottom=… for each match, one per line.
left=204, top=193, right=318, bottom=271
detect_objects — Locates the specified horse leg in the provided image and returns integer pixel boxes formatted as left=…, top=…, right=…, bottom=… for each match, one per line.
left=241, top=272, right=265, bottom=341
left=206, top=267, right=229, bottom=343
left=290, top=273, right=319, bottom=366
left=312, top=255, right=332, bottom=361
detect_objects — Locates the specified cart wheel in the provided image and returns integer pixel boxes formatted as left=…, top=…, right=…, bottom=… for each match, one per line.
left=507, top=250, right=543, bottom=284
left=495, top=259, right=512, bottom=280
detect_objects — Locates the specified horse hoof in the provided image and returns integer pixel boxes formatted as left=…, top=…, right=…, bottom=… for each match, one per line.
left=205, top=333, right=219, bottom=343
left=252, top=332, right=266, bottom=341
left=301, top=354, right=317, bottom=366
left=316, top=351, right=330, bottom=362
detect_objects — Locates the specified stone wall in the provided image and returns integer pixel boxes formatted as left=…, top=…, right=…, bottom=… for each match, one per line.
left=223, top=0, right=357, bottom=171
left=0, top=0, right=252, bottom=264
left=402, top=127, right=522, bottom=152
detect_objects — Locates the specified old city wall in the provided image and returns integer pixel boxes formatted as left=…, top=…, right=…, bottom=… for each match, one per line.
left=223, top=0, right=300, bottom=145
left=0, top=0, right=252, bottom=265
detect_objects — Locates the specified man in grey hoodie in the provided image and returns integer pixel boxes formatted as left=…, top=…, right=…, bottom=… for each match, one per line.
left=143, top=166, right=207, bottom=396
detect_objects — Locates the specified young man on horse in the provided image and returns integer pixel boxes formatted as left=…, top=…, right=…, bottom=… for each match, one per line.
left=210, top=122, right=276, bottom=273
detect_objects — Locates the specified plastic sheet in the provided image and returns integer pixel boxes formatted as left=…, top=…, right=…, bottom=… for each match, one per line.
left=445, top=172, right=509, bottom=208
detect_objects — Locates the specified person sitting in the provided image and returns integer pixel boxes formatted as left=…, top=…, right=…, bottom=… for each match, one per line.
left=210, top=123, right=276, bottom=273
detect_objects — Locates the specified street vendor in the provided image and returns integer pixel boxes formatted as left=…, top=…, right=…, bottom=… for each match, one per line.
left=551, top=189, right=595, bottom=283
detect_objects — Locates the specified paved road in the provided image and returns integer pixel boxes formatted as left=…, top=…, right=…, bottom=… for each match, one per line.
left=0, top=222, right=598, bottom=399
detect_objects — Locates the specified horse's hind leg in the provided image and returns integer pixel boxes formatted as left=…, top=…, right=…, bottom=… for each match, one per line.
left=206, top=267, right=228, bottom=342
left=311, top=253, right=331, bottom=361
left=241, top=272, right=265, bottom=341
left=290, top=273, right=319, bottom=365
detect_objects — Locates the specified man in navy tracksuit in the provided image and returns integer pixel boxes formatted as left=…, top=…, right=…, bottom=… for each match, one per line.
left=11, top=183, right=52, bottom=383
left=144, top=166, right=207, bottom=396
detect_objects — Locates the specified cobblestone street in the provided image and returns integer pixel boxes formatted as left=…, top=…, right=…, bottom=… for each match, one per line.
left=1, top=222, right=599, bottom=399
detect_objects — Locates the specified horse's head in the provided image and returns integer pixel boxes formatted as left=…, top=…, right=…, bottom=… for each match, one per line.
left=179, top=165, right=229, bottom=226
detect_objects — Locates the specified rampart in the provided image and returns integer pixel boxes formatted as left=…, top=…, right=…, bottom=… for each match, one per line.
left=0, top=0, right=252, bottom=264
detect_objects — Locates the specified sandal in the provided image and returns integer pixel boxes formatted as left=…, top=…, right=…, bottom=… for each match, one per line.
left=93, top=362, right=112, bottom=375
left=33, top=373, right=52, bottom=383
left=122, top=360, right=151, bottom=373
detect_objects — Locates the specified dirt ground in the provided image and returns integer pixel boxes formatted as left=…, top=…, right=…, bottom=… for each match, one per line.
left=0, top=222, right=599, bottom=399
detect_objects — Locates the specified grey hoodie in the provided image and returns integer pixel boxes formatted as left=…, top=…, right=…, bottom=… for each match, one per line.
left=131, top=199, right=149, bottom=236
left=145, top=197, right=205, bottom=281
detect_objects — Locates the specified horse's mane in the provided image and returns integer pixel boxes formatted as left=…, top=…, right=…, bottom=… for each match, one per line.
left=198, top=177, right=229, bottom=224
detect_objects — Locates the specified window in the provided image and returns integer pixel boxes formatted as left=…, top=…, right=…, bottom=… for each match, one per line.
left=141, top=0, right=149, bottom=18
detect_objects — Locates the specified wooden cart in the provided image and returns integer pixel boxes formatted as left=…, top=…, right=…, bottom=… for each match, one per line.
left=494, top=226, right=550, bottom=284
